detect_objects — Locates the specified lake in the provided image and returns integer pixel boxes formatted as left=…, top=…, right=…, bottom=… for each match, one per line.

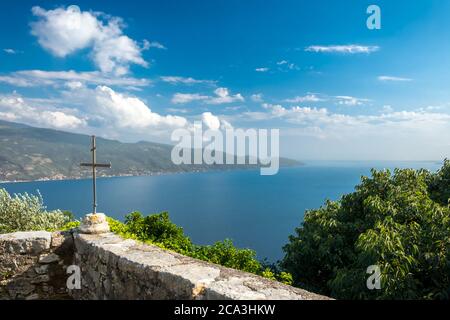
left=0, top=161, right=442, bottom=262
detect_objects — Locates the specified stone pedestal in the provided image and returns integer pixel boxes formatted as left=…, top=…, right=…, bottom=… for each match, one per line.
left=79, top=213, right=110, bottom=234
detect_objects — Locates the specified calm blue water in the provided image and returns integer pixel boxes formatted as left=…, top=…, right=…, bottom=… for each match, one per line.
left=0, top=161, right=442, bottom=262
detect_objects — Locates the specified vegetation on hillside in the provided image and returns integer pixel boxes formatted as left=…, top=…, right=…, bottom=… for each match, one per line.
left=282, top=160, right=450, bottom=300
left=0, top=120, right=301, bottom=182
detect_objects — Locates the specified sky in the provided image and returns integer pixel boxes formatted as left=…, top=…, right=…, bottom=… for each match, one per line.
left=0, top=0, right=450, bottom=161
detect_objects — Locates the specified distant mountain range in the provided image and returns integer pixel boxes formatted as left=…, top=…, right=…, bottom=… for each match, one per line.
left=0, top=120, right=302, bottom=182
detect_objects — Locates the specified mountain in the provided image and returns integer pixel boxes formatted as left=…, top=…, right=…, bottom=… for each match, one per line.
left=0, top=120, right=302, bottom=182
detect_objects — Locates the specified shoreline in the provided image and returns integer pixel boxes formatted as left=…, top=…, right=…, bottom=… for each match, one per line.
left=0, top=160, right=442, bottom=185
left=0, top=170, right=228, bottom=184
left=0, top=165, right=288, bottom=185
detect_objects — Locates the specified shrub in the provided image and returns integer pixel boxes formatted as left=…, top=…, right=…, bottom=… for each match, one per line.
left=0, top=188, right=72, bottom=233
left=282, top=162, right=450, bottom=300
left=124, top=211, right=193, bottom=253
left=107, top=212, right=293, bottom=284
left=191, top=239, right=261, bottom=274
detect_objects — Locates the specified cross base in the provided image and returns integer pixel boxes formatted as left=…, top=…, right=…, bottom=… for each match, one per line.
left=79, top=213, right=110, bottom=234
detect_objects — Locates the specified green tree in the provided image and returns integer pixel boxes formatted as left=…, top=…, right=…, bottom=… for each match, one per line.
left=282, top=162, right=450, bottom=299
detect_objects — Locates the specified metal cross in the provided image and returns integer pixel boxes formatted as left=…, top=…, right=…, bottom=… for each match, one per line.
left=80, top=136, right=111, bottom=214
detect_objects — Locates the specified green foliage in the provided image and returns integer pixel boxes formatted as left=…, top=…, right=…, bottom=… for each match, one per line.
left=61, top=220, right=80, bottom=231
left=427, top=159, right=450, bottom=206
left=107, top=212, right=292, bottom=283
left=124, top=212, right=193, bottom=253
left=191, top=239, right=261, bottom=274
left=0, top=188, right=72, bottom=233
left=282, top=162, right=450, bottom=300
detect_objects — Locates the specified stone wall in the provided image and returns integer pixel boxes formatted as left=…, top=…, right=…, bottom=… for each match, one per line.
left=0, top=231, right=329, bottom=300
left=0, top=231, right=73, bottom=299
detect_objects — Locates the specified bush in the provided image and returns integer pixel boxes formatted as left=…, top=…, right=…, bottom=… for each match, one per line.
left=282, top=162, right=450, bottom=300
left=108, top=212, right=293, bottom=284
left=124, top=211, right=193, bottom=254
left=0, top=188, right=72, bottom=233
left=191, top=239, right=261, bottom=274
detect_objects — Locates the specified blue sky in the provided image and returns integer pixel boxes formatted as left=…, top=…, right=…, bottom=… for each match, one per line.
left=1, top=0, right=450, bottom=160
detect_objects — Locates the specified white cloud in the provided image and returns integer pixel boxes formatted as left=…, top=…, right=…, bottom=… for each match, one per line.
left=0, top=84, right=189, bottom=137
left=93, top=86, right=186, bottom=128
left=165, top=107, right=189, bottom=114
left=335, top=96, right=370, bottom=106
left=378, top=75, right=413, bottom=82
left=0, top=70, right=150, bottom=88
left=284, top=94, right=324, bottom=103
left=276, top=60, right=298, bottom=71
left=0, top=75, right=36, bottom=87
left=382, top=105, right=394, bottom=113
left=171, top=88, right=244, bottom=105
left=65, top=81, right=84, bottom=90
left=255, top=67, right=269, bottom=72
left=161, top=76, right=216, bottom=85
left=39, top=111, right=85, bottom=128
left=305, top=45, right=379, bottom=54
left=0, top=94, right=85, bottom=129
left=201, top=112, right=233, bottom=131
left=240, top=101, right=450, bottom=160
left=202, top=112, right=221, bottom=130
left=143, top=40, right=166, bottom=50
left=3, top=49, right=19, bottom=54
left=171, top=93, right=209, bottom=104
left=207, top=88, right=244, bottom=105
left=0, top=86, right=243, bottom=144
left=254, top=103, right=450, bottom=128
left=31, top=5, right=148, bottom=75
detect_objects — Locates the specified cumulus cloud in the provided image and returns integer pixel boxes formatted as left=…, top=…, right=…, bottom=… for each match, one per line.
left=31, top=5, right=148, bottom=75
left=255, top=67, right=269, bottom=72
left=202, top=112, right=221, bottom=130
left=93, top=86, right=187, bottom=128
left=200, top=112, right=233, bottom=132
left=0, top=84, right=191, bottom=142
left=207, top=88, right=244, bottom=105
left=305, top=45, right=379, bottom=54
left=0, top=94, right=85, bottom=129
